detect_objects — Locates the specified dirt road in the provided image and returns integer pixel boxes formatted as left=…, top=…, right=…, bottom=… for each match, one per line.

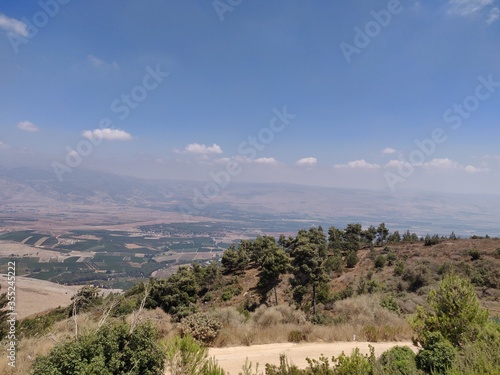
left=209, top=341, right=418, bottom=374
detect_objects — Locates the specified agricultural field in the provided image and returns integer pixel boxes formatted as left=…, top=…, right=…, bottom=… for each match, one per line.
left=0, top=223, right=232, bottom=289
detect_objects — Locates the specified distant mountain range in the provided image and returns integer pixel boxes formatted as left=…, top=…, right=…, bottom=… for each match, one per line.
left=1, top=165, right=499, bottom=236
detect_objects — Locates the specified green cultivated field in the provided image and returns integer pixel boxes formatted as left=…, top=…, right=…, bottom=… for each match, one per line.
left=0, top=226, right=226, bottom=288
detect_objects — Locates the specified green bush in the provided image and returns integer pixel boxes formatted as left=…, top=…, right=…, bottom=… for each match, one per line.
left=164, top=335, right=227, bottom=375
left=469, top=249, right=481, bottom=261
left=31, top=322, right=165, bottom=375
left=266, top=354, right=303, bottom=375
left=387, top=250, right=398, bottom=266
left=288, top=330, right=307, bottom=343
left=180, top=312, right=222, bottom=344
left=332, top=347, right=374, bottom=375
left=411, top=273, right=488, bottom=347
left=346, top=251, right=358, bottom=268
left=415, top=333, right=456, bottom=374
left=380, top=295, right=401, bottom=314
left=378, top=346, right=419, bottom=375
left=374, top=255, right=386, bottom=269
left=19, top=307, right=68, bottom=338
left=394, top=261, right=405, bottom=276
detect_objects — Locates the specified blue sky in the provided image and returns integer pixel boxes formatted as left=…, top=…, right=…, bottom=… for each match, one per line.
left=1, top=0, right=499, bottom=193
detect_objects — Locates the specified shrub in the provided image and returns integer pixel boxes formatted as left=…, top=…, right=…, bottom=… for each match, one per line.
left=415, top=333, right=456, bottom=374
left=31, top=322, right=165, bottom=375
left=380, top=294, right=401, bottom=314
left=469, top=249, right=481, bottom=261
left=180, top=312, right=222, bottom=344
left=252, top=305, right=306, bottom=327
left=374, top=255, right=386, bottom=269
left=387, top=250, right=398, bottom=266
left=18, top=306, right=68, bottom=338
left=411, top=273, right=488, bottom=347
left=288, top=330, right=307, bottom=343
left=164, top=335, right=226, bottom=375
left=363, top=325, right=378, bottom=342
left=253, top=305, right=283, bottom=327
left=70, top=285, right=102, bottom=315
left=394, top=260, right=405, bottom=276
left=346, top=251, right=358, bottom=268
left=378, top=346, right=418, bottom=375
left=207, top=306, right=245, bottom=327
left=266, top=354, right=303, bottom=375
left=332, top=347, right=374, bottom=374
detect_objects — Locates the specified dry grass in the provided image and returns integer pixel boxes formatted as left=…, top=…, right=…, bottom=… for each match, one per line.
left=210, top=300, right=412, bottom=347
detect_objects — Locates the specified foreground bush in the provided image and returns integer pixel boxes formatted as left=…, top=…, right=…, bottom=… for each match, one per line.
left=31, top=322, right=165, bottom=375
left=377, top=345, right=419, bottom=374
left=164, top=335, right=227, bottom=375
left=411, top=273, right=488, bottom=347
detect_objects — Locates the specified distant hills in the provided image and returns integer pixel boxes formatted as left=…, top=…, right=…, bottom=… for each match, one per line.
left=1, top=165, right=499, bottom=236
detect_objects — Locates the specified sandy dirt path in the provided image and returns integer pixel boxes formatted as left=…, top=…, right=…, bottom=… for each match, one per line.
left=209, top=341, right=418, bottom=375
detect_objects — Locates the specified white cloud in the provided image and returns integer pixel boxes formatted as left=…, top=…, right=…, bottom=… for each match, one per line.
left=382, top=147, right=397, bottom=155
left=17, top=121, right=39, bottom=132
left=335, top=159, right=381, bottom=169
left=422, top=158, right=461, bottom=169
left=447, top=0, right=494, bottom=16
left=296, top=157, right=317, bottom=166
left=0, top=13, right=28, bottom=37
left=87, top=55, right=120, bottom=70
left=385, top=157, right=488, bottom=173
left=184, top=143, right=223, bottom=155
left=487, top=6, right=500, bottom=23
left=82, top=128, right=132, bottom=141
left=254, top=157, right=278, bottom=165
left=465, top=165, right=479, bottom=173
left=385, top=159, right=412, bottom=169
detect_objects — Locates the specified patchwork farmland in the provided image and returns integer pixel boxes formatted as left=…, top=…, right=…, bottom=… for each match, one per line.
left=0, top=223, right=232, bottom=289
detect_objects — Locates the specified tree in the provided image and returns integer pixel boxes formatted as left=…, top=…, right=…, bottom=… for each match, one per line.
left=290, top=227, right=329, bottom=315
left=70, top=285, right=101, bottom=315
left=341, top=223, right=363, bottom=252
left=259, top=242, right=290, bottom=305
left=411, top=273, right=488, bottom=347
left=387, top=230, right=401, bottom=243
left=252, top=236, right=278, bottom=265
left=361, top=225, right=377, bottom=247
left=149, top=267, right=199, bottom=320
left=327, top=226, right=343, bottom=252
left=376, top=223, right=389, bottom=245
left=221, top=244, right=249, bottom=272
